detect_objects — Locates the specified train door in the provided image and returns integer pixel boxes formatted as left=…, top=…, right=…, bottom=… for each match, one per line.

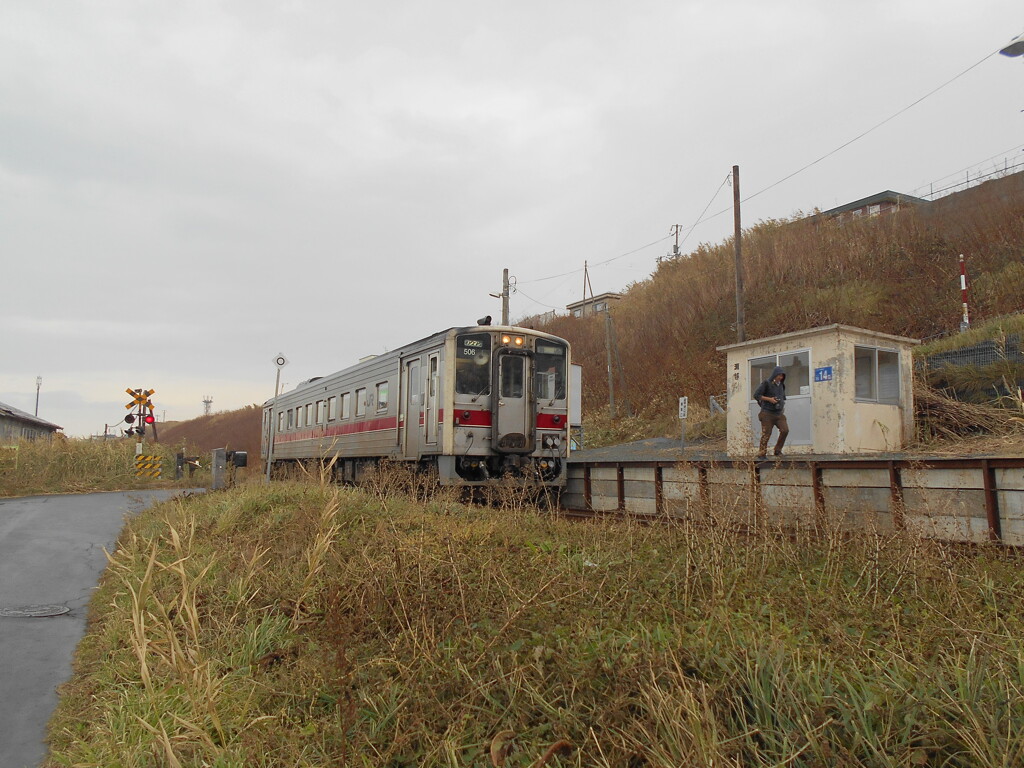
left=493, top=351, right=532, bottom=452
left=403, top=358, right=423, bottom=459
left=425, top=354, right=439, bottom=446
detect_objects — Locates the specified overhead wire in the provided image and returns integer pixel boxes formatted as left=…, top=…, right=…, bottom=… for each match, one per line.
left=514, top=44, right=1003, bottom=312
left=677, top=172, right=732, bottom=251
left=910, top=142, right=1024, bottom=197
left=698, top=47, right=1001, bottom=224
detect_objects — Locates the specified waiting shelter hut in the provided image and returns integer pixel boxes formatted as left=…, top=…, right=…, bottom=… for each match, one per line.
left=717, top=325, right=919, bottom=457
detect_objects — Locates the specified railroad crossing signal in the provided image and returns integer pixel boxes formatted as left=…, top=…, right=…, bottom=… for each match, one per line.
left=125, top=388, right=155, bottom=410
left=123, top=388, right=158, bottom=440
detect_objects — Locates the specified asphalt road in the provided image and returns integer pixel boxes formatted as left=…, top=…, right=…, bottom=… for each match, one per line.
left=0, top=490, right=194, bottom=768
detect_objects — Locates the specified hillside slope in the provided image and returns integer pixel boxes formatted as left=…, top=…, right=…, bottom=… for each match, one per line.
left=532, top=172, right=1024, bottom=421
left=156, top=405, right=262, bottom=459
left=159, top=175, right=1024, bottom=455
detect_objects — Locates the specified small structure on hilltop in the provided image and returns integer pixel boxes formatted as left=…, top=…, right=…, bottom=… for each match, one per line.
left=0, top=401, right=63, bottom=443
left=818, top=190, right=928, bottom=222
left=717, top=325, right=918, bottom=456
left=566, top=291, right=621, bottom=318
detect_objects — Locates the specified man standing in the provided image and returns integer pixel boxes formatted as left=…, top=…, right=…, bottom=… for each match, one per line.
left=753, top=366, right=788, bottom=458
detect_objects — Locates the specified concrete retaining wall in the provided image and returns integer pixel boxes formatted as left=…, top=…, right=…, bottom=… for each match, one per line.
left=565, top=458, right=1024, bottom=546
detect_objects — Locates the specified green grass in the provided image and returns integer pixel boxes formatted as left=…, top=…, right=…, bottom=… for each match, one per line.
left=916, top=314, right=1024, bottom=357
left=46, top=477, right=1024, bottom=767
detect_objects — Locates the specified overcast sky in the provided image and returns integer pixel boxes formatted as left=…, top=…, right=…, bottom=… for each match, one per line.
left=3, top=1, right=1023, bottom=437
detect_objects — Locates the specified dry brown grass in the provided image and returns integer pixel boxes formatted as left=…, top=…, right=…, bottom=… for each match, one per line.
left=0, top=436, right=183, bottom=496
left=46, top=479, right=1024, bottom=767
left=539, top=174, right=1024, bottom=429
left=158, top=404, right=263, bottom=461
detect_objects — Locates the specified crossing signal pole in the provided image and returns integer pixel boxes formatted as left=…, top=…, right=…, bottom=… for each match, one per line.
left=124, top=388, right=158, bottom=442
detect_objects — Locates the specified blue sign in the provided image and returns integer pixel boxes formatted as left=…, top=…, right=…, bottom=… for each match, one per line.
left=814, top=366, right=833, bottom=383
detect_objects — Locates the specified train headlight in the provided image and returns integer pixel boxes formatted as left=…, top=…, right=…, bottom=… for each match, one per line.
left=501, top=334, right=511, bottom=344
left=514, top=336, right=524, bottom=346
left=542, top=435, right=561, bottom=449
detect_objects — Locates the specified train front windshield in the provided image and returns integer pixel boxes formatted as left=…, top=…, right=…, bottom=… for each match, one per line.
left=455, top=333, right=492, bottom=395
left=535, top=341, right=567, bottom=400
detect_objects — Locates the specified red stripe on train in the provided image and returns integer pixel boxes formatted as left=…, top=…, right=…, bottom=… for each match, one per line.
left=274, top=416, right=399, bottom=443
left=453, top=408, right=492, bottom=427
left=536, top=413, right=568, bottom=430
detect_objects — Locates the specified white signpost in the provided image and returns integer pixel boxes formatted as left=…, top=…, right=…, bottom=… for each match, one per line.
left=678, top=396, right=688, bottom=449
left=265, top=353, right=289, bottom=482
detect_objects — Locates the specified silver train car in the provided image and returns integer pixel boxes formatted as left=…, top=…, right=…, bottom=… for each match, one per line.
left=261, top=324, right=570, bottom=486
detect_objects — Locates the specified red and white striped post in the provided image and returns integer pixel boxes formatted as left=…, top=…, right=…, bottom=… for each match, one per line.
left=959, top=254, right=970, bottom=332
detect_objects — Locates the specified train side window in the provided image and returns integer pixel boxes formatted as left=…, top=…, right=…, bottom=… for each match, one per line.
left=376, top=382, right=389, bottom=412
left=286, top=409, right=294, bottom=429
left=327, top=396, right=337, bottom=421
left=355, top=388, right=367, bottom=417
left=315, top=400, right=325, bottom=423
left=340, top=392, right=351, bottom=419
left=535, top=340, right=567, bottom=400
left=278, top=412, right=285, bottom=432
left=304, top=404, right=312, bottom=425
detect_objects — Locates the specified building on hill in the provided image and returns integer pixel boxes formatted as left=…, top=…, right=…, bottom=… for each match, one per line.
left=566, top=292, right=622, bottom=318
left=0, top=401, right=63, bottom=443
left=819, top=190, right=929, bottom=222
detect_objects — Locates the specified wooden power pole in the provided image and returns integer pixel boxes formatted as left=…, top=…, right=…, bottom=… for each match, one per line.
left=733, top=165, right=746, bottom=342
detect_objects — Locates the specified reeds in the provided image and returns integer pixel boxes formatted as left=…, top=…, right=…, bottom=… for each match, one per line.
left=0, top=436, right=184, bottom=496
left=46, top=482, right=1024, bottom=767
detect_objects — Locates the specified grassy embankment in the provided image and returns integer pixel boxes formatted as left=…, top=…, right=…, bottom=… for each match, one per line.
left=48, top=474, right=1024, bottom=767
left=918, top=313, right=1024, bottom=405
left=0, top=437, right=196, bottom=497
left=530, top=174, right=1024, bottom=445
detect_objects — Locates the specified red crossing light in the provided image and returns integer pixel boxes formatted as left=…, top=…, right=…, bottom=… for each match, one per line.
left=144, top=414, right=156, bottom=424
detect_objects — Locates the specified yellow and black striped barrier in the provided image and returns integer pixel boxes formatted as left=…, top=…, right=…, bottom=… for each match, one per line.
left=135, top=454, right=162, bottom=478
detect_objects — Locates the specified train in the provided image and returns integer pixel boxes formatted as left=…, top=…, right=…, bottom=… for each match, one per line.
left=261, top=322, right=571, bottom=486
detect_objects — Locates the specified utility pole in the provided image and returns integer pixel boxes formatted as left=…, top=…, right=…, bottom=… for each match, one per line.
left=732, top=165, right=746, bottom=342
left=501, top=268, right=510, bottom=325
left=604, top=309, right=617, bottom=418
left=584, top=260, right=615, bottom=417
left=490, top=269, right=511, bottom=325
left=34, top=376, right=41, bottom=417
left=608, top=309, right=630, bottom=416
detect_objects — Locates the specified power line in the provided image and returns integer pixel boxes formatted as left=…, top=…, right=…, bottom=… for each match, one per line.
left=514, top=44, right=1002, bottom=311
left=696, top=47, right=1000, bottom=225
left=911, top=143, right=1024, bottom=197
left=678, top=173, right=732, bottom=251
left=514, top=287, right=564, bottom=310
left=516, top=234, right=672, bottom=285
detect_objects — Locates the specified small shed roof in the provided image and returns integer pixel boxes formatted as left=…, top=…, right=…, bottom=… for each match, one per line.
left=0, top=400, right=63, bottom=431
left=717, top=324, right=920, bottom=353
